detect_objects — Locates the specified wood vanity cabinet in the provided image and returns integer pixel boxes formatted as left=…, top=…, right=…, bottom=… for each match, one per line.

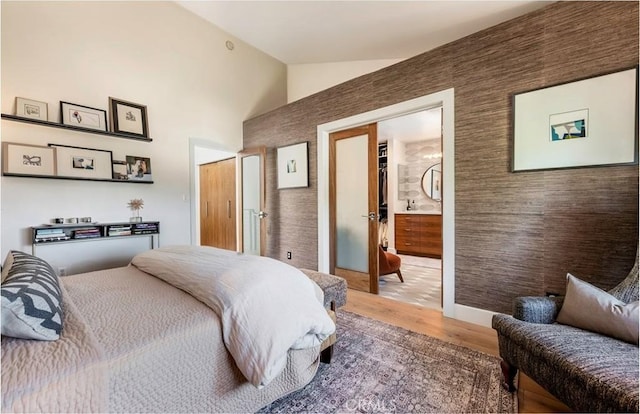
left=395, top=214, right=442, bottom=258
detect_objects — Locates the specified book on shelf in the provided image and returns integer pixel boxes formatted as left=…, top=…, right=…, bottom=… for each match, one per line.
left=35, top=235, right=71, bottom=242
left=134, top=222, right=157, bottom=227
left=74, top=234, right=102, bottom=239
left=109, top=225, right=132, bottom=230
left=35, top=229, right=66, bottom=236
left=73, top=229, right=101, bottom=235
left=132, top=230, right=158, bottom=235
left=108, top=231, right=132, bottom=236
left=35, top=231, right=66, bottom=238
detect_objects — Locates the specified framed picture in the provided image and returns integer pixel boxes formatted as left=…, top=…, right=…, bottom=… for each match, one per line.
left=277, top=142, right=309, bottom=189
left=126, top=155, right=153, bottom=181
left=109, top=97, right=149, bottom=138
left=50, top=144, right=113, bottom=179
left=2, top=142, right=56, bottom=176
left=16, top=97, right=48, bottom=121
left=60, top=101, right=108, bottom=131
left=112, top=160, right=128, bottom=180
left=512, top=66, right=638, bottom=172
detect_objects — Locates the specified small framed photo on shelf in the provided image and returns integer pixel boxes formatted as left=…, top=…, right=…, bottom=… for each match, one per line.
left=112, top=160, right=128, bottom=180
left=2, top=142, right=56, bottom=176
left=60, top=101, right=108, bottom=131
left=277, top=141, right=309, bottom=189
left=109, top=97, right=149, bottom=138
left=126, top=155, right=153, bottom=181
left=50, top=143, right=113, bottom=179
left=15, top=97, right=48, bottom=121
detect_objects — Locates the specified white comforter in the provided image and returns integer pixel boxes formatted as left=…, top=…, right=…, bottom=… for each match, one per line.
left=131, top=245, right=335, bottom=387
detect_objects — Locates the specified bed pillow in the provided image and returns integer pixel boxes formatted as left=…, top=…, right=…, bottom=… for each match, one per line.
left=1, top=250, right=63, bottom=340
left=557, top=273, right=639, bottom=345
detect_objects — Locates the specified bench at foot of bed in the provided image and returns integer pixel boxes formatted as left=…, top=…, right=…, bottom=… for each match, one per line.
left=300, top=269, right=347, bottom=364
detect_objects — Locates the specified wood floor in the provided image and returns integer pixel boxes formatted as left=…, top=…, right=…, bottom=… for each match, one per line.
left=343, top=289, right=572, bottom=413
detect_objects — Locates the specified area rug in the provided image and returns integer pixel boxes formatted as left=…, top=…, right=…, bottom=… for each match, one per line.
left=259, top=311, right=516, bottom=413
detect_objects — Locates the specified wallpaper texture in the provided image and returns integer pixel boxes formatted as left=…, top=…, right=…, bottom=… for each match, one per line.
left=243, top=1, right=639, bottom=313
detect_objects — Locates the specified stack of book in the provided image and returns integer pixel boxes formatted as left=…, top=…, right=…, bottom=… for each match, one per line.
left=73, top=228, right=102, bottom=239
left=108, top=225, right=132, bottom=237
left=133, top=222, right=158, bottom=235
left=34, top=228, right=70, bottom=243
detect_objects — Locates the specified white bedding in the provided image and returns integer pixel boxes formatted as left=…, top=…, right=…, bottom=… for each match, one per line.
left=131, top=245, right=335, bottom=387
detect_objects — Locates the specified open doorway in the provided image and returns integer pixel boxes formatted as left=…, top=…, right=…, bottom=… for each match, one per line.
left=377, top=107, right=442, bottom=310
left=317, top=88, right=456, bottom=318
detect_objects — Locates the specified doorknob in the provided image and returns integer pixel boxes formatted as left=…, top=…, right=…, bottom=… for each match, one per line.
left=258, top=211, right=268, bottom=219
left=360, top=212, right=378, bottom=221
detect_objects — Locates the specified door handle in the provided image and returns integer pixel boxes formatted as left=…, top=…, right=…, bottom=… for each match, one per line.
left=360, top=212, right=378, bottom=221
left=227, top=200, right=231, bottom=218
left=205, top=201, right=208, bottom=217
left=258, top=211, right=268, bottom=219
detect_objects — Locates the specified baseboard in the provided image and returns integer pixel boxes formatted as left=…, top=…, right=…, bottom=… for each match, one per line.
left=453, top=303, right=501, bottom=328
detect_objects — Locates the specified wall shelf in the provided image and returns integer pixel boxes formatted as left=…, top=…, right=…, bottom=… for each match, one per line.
left=1, top=113, right=153, bottom=142
left=3, top=172, right=153, bottom=184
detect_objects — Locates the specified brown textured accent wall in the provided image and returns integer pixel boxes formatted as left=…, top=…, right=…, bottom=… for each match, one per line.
left=243, top=2, right=639, bottom=313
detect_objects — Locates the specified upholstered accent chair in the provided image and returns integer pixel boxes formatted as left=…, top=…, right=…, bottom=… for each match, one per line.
left=492, top=249, right=639, bottom=413
left=379, top=245, right=403, bottom=282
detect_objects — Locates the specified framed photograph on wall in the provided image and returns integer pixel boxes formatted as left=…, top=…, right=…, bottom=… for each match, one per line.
left=512, top=66, right=638, bottom=172
left=16, top=97, right=48, bottom=121
left=126, top=155, right=153, bottom=181
left=60, top=101, right=108, bottom=131
left=109, top=97, right=149, bottom=138
left=50, top=143, right=113, bottom=179
left=277, top=141, right=309, bottom=189
left=2, top=142, right=56, bottom=176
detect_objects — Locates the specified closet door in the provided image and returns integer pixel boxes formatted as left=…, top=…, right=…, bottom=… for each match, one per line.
left=199, top=158, right=236, bottom=250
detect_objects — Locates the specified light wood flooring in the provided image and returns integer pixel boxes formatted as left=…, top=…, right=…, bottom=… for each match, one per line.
left=343, top=289, right=572, bottom=413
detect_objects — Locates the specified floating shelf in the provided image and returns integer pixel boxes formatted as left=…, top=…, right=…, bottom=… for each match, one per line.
left=2, top=172, right=153, bottom=184
left=1, top=113, right=153, bottom=142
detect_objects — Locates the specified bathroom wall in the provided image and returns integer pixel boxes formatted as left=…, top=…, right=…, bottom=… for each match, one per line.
left=397, top=139, right=442, bottom=214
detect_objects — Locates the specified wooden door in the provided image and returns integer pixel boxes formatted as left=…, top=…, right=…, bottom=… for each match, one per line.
left=199, top=158, right=236, bottom=250
left=329, top=124, right=379, bottom=294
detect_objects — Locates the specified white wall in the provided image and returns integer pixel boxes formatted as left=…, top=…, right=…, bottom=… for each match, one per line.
left=287, top=59, right=404, bottom=103
left=0, top=1, right=287, bottom=271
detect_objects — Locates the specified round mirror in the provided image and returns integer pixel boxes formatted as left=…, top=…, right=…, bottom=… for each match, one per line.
left=421, top=163, right=442, bottom=201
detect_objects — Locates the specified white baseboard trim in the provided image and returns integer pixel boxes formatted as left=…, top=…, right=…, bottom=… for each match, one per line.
left=453, top=303, right=502, bottom=328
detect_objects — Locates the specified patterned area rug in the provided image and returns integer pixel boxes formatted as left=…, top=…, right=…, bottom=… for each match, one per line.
left=260, top=311, right=517, bottom=413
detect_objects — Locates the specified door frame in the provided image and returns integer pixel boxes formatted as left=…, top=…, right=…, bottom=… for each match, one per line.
left=238, top=146, right=267, bottom=255
left=317, top=88, right=456, bottom=317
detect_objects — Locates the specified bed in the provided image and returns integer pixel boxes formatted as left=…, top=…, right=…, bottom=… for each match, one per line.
left=1, top=246, right=337, bottom=413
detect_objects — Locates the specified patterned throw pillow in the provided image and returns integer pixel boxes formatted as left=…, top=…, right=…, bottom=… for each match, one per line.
left=1, top=251, right=63, bottom=340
